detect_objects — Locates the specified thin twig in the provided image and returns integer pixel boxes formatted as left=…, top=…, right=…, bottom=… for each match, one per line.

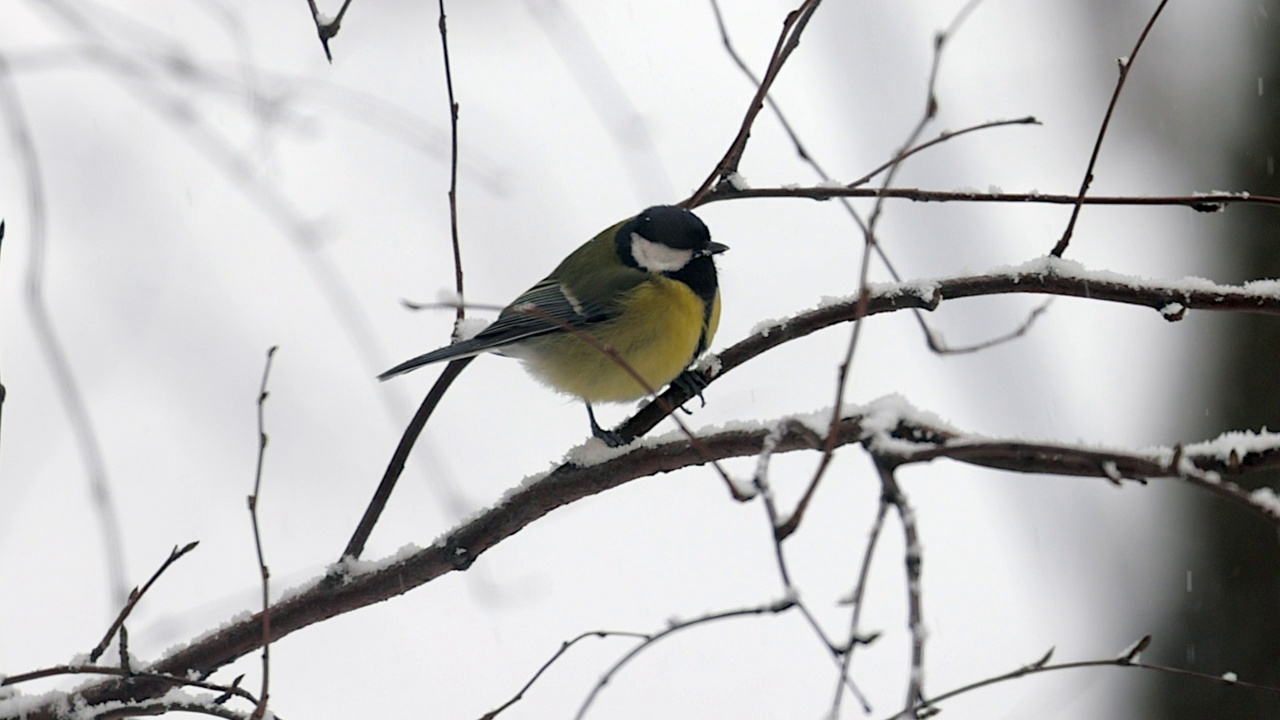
left=752, top=427, right=871, bottom=710
left=780, top=0, right=989, bottom=541
left=437, top=0, right=465, bottom=325
left=707, top=0, right=827, bottom=172
left=343, top=0, right=469, bottom=561
left=479, top=630, right=649, bottom=720
left=686, top=0, right=825, bottom=207
left=708, top=2, right=1041, bottom=365
left=573, top=599, right=798, bottom=720
left=830, top=500, right=889, bottom=717
left=2, top=664, right=261, bottom=705
left=883, top=643, right=1280, bottom=720
left=304, top=0, right=355, bottom=62
left=344, top=357, right=474, bottom=560
left=701, top=185, right=1276, bottom=211
left=924, top=299, right=1051, bottom=355
left=874, top=458, right=930, bottom=716
left=96, top=698, right=274, bottom=720
left=1051, top=0, right=1171, bottom=257
left=846, top=117, right=1040, bottom=188
left=34, top=3, right=463, bottom=538
left=750, top=421, right=804, bottom=574
left=88, top=542, right=200, bottom=663
left=246, top=346, right=277, bottom=719
left=0, top=48, right=129, bottom=609
left=117, top=625, right=130, bottom=674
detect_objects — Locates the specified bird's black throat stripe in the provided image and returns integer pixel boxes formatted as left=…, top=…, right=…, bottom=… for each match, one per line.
left=668, top=255, right=718, bottom=357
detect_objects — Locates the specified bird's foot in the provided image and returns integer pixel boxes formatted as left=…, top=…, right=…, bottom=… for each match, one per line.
left=670, top=369, right=710, bottom=414
left=587, top=403, right=628, bottom=447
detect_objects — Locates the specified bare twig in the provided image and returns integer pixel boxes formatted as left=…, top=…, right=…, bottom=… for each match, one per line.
left=303, top=0, right=355, bottom=62
left=117, top=625, right=130, bottom=674
left=780, top=0, right=989, bottom=541
left=701, top=185, right=1276, bottom=212
left=709, top=0, right=872, bottom=542
left=923, top=299, right=1051, bottom=355
left=847, top=117, right=1041, bottom=189
left=874, top=458, right=930, bottom=717
left=752, top=427, right=871, bottom=711
left=345, top=358, right=474, bottom=560
left=32, top=2, right=476, bottom=533
left=342, top=1, right=473, bottom=561
left=708, top=2, right=1035, bottom=196
left=479, top=630, right=649, bottom=720
left=2, top=665, right=261, bottom=705
left=707, top=2, right=1043, bottom=366
left=686, top=0, right=825, bottom=207
left=830, top=500, right=889, bottom=717
left=246, top=346, right=278, bottom=719
left=88, top=542, right=200, bottom=663
left=0, top=48, right=129, bottom=609
left=753, top=449, right=790, bottom=524
left=1051, top=0, right=1171, bottom=257
left=96, top=698, right=273, bottom=720
left=437, top=0, right=465, bottom=325
left=751, top=421, right=811, bottom=557
left=573, top=599, right=798, bottom=720
left=707, top=0, right=831, bottom=174
left=883, top=641, right=1280, bottom=719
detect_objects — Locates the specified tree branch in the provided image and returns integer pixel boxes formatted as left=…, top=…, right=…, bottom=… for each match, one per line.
left=27, top=391, right=1280, bottom=717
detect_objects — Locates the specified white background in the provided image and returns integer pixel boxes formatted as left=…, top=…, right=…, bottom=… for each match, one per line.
left=0, top=1, right=1262, bottom=718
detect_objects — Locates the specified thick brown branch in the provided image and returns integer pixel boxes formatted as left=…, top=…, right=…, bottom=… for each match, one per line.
left=32, top=399, right=1280, bottom=717
left=703, top=185, right=1277, bottom=212
left=620, top=261, right=1280, bottom=439
left=39, top=423, right=841, bottom=717
left=23, top=262, right=1280, bottom=717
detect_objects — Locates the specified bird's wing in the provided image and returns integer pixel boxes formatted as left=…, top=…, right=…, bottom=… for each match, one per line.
left=469, top=276, right=618, bottom=347
left=378, top=268, right=646, bottom=380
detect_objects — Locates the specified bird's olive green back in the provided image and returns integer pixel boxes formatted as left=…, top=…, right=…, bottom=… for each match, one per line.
left=545, top=219, right=647, bottom=315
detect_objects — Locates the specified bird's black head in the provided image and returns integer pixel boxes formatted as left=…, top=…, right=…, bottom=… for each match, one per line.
left=616, top=205, right=727, bottom=274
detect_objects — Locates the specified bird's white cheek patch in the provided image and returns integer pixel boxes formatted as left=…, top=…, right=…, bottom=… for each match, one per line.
left=631, top=233, right=693, bottom=272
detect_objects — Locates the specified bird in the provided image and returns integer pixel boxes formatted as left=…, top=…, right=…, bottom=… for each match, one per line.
left=379, top=205, right=727, bottom=446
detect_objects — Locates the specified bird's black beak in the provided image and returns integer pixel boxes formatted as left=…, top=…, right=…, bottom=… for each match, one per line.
left=705, top=241, right=729, bottom=256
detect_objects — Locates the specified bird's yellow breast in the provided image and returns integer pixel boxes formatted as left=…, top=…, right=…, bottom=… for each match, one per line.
left=522, top=276, right=718, bottom=403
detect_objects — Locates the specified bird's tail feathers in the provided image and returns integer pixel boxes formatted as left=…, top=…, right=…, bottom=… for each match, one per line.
left=378, top=337, right=495, bottom=380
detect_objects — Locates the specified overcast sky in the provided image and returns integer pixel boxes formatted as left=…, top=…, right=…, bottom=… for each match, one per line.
left=0, top=1, right=1261, bottom=718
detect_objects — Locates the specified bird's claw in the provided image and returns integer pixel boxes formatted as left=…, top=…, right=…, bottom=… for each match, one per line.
left=670, top=369, right=710, bottom=414
left=587, top=403, right=629, bottom=447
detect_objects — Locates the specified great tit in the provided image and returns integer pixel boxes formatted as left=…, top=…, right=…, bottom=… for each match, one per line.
left=379, top=205, right=727, bottom=445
